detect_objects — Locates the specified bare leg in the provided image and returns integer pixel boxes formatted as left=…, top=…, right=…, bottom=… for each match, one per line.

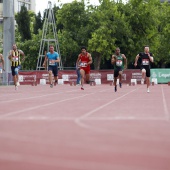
left=141, top=69, right=146, bottom=84
left=114, top=77, right=117, bottom=92
left=114, top=77, right=117, bottom=86
left=146, top=77, right=150, bottom=88
left=86, top=74, right=90, bottom=83
left=49, top=70, right=53, bottom=85
left=119, top=71, right=123, bottom=88
left=13, top=75, right=17, bottom=86
left=80, top=69, right=85, bottom=89
left=54, top=76, right=58, bottom=84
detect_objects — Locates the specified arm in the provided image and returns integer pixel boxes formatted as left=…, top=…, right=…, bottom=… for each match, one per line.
left=8, top=50, right=12, bottom=60
left=55, top=53, right=60, bottom=63
left=148, top=53, right=154, bottom=63
left=134, top=54, right=140, bottom=67
left=43, top=52, right=48, bottom=67
left=87, top=53, right=92, bottom=65
left=19, top=50, right=25, bottom=61
left=122, top=54, right=127, bottom=69
left=111, top=55, right=116, bottom=65
left=76, top=55, right=81, bottom=67
left=0, top=54, right=5, bottom=71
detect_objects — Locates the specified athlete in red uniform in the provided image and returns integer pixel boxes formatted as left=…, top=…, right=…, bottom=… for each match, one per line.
left=76, top=46, right=92, bottom=90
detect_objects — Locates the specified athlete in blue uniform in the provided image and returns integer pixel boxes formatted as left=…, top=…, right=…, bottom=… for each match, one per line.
left=43, top=45, right=60, bottom=88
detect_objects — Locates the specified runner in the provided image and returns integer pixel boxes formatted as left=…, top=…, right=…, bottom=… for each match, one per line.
left=134, top=46, right=154, bottom=93
left=76, top=46, right=92, bottom=90
left=111, top=47, right=127, bottom=92
left=0, top=53, right=5, bottom=73
left=43, top=45, right=60, bottom=88
left=76, top=61, right=81, bottom=86
left=8, top=44, right=25, bottom=90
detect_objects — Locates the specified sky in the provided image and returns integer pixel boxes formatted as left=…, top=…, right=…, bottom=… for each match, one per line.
left=35, top=0, right=100, bottom=14
left=35, top=0, right=128, bottom=14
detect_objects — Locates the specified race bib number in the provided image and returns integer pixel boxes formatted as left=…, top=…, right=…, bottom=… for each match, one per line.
left=116, top=60, right=122, bottom=66
left=12, top=56, right=19, bottom=62
left=49, top=60, right=55, bottom=66
left=80, top=62, right=87, bottom=67
left=142, top=59, right=149, bottom=65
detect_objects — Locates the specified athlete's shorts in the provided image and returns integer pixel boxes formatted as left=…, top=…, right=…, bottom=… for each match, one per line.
left=80, top=67, right=90, bottom=74
left=48, top=65, right=58, bottom=76
left=141, top=66, right=150, bottom=77
left=114, top=67, right=123, bottom=78
left=11, top=66, right=20, bottom=76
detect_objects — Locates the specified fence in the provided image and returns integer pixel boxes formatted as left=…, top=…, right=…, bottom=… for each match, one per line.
left=0, top=69, right=170, bottom=86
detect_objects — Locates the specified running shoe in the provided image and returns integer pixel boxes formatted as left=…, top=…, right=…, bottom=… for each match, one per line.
left=114, top=86, right=117, bottom=92
left=15, top=85, right=18, bottom=90
left=50, top=84, right=53, bottom=88
left=141, top=79, right=144, bottom=85
left=119, top=82, right=122, bottom=88
left=81, top=87, right=84, bottom=90
left=147, top=88, right=150, bottom=93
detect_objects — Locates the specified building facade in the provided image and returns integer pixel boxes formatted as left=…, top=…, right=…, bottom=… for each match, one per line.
left=0, top=0, right=36, bottom=19
left=14, top=0, right=36, bottom=13
left=160, top=0, right=170, bottom=3
left=0, top=0, right=35, bottom=50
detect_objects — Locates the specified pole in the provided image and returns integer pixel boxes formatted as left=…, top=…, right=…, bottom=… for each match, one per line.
left=3, top=0, right=15, bottom=81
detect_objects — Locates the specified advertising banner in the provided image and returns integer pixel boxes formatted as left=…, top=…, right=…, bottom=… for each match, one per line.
left=151, top=69, right=170, bottom=83
left=11, top=69, right=170, bottom=85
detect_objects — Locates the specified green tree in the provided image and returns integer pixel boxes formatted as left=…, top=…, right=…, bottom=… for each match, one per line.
left=153, top=1, right=170, bottom=67
left=17, top=32, right=42, bottom=70
left=57, top=1, right=90, bottom=67
left=15, top=5, right=32, bottom=41
left=124, top=0, right=161, bottom=67
left=34, top=12, right=43, bottom=34
left=88, top=0, right=131, bottom=70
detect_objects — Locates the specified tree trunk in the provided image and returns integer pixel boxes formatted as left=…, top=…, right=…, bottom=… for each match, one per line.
left=93, top=52, right=101, bottom=70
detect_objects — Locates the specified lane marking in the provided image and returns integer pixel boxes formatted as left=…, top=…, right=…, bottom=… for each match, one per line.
left=0, top=116, right=166, bottom=121
left=75, top=88, right=139, bottom=129
left=0, top=92, right=98, bottom=118
left=161, top=85, right=169, bottom=121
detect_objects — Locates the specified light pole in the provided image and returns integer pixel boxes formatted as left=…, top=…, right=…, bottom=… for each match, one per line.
left=3, top=0, right=15, bottom=73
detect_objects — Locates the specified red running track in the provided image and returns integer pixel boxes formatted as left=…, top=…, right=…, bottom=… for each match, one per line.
left=0, top=83, right=170, bottom=170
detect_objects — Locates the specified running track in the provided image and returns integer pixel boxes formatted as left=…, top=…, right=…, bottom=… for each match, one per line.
left=0, top=84, right=170, bottom=170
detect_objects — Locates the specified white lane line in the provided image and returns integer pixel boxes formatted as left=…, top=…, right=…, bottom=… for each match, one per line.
left=0, top=84, right=103, bottom=103
left=0, top=89, right=80, bottom=103
left=0, top=92, right=96, bottom=118
left=161, top=85, right=169, bottom=121
left=0, top=116, right=166, bottom=121
left=75, top=88, right=139, bottom=129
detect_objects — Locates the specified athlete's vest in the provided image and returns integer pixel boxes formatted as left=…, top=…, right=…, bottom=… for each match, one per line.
left=80, top=53, right=90, bottom=68
left=114, top=54, right=124, bottom=68
left=11, top=50, right=21, bottom=67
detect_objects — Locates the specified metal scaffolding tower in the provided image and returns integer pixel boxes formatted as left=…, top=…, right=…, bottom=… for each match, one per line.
left=36, top=1, right=63, bottom=70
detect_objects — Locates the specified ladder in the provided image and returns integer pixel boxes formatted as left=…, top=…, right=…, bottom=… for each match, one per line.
left=36, top=1, right=63, bottom=70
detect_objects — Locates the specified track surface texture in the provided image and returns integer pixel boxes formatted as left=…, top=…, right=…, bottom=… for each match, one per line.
left=0, top=84, right=170, bottom=170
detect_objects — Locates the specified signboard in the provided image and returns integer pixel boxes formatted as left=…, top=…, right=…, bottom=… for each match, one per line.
left=10, top=69, right=170, bottom=85
left=151, top=69, right=170, bottom=83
